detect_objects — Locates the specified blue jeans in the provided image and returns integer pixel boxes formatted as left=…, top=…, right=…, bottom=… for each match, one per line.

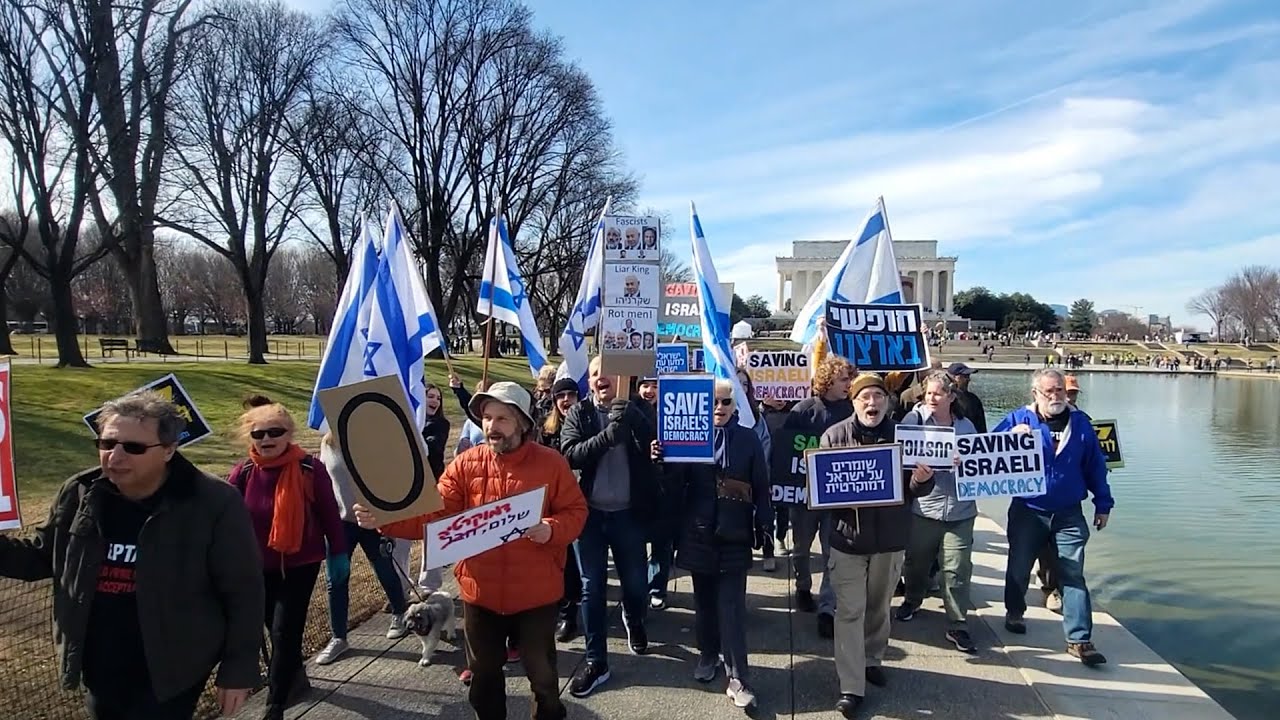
left=326, top=521, right=408, bottom=638
left=647, top=523, right=674, bottom=600
left=577, top=508, right=648, bottom=665
left=1004, top=501, right=1093, bottom=643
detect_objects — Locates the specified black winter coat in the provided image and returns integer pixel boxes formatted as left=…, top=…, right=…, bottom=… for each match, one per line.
left=560, top=397, right=660, bottom=525
left=671, top=420, right=774, bottom=575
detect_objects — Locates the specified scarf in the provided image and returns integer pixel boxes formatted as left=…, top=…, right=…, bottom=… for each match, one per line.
left=250, top=443, right=311, bottom=556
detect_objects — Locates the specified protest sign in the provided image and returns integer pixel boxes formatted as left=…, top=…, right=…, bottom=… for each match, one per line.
left=604, top=263, right=660, bottom=308
left=1091, top=419, right=1124, bottom=469
left=601, top=215, right=662, bottom=376
left=894, top=425, right=957, bottom=470
left=318, top=374, right=443, bottom=524
left=657, top=282, right=735, bottom=340
left=424, top=487, right=546, bottom=570
left=769, top=428, right=818, bottom=505
left=955, top=431, right=1047, bottom=500
left=0, top=360, right=21, bottom=531
left=805, top=444, right=903, bottom=510
left=824, top=301, right=930, bottom=372
left=655, top=343, right=689, bottom=375
left=657, top=374, right=715, bottom=463
left=83, top=373, right=213, bottom=447
left=745, top=351, right=811, bottom=402
left=690, top=348, right=705, bottom=371
left=603, top=215, right=660, bottom=261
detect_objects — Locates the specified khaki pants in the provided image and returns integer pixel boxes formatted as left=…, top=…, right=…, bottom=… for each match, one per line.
left=828, top=550, right=904, bottom=697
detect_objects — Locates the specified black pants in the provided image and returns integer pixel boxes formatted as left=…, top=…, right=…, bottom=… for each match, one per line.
left=1036, top=537, right=1061, bottom=593
left=264, top=562, right=321, bottom=706
left=464, top=602, right=565, bottom=720
left=561, top=542, right=582, bottom=622
left=85, top=681, right=205, bottom=720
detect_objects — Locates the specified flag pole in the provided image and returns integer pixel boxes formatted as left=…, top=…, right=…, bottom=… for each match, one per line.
left=482, top=209, right=500, bottom=389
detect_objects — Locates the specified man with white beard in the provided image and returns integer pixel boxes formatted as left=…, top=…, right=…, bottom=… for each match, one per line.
left=995, top=368, right=1114, bottom=667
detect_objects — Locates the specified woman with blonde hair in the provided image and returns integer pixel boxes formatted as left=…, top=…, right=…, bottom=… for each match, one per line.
left=228, top=395, right=345, bottom=720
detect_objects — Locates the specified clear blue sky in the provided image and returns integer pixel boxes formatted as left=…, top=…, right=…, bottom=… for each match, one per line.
left=297, top=0, right=1280, bottom=326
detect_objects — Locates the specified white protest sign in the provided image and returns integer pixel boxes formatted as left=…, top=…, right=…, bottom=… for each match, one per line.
left=895, top=425, right=956, bottom=470
left=423, top=486, right=545, bottom=570
left=745, top=351, right=811, bottom=402
left=955, top=431, right=1046, bottom=500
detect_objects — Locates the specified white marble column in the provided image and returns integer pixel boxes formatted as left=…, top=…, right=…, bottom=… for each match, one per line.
left=776, top=273, right=786, bottom=314
left=794, top=271, right=808, bottom=310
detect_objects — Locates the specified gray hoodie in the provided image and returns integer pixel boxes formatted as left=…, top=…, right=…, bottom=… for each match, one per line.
left=901, top=406, right=979, bottom=522
left=319, top=440, right=357, bottom=523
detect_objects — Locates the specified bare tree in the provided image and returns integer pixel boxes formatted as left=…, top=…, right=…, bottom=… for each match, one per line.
left=295, top=243, right=339, bottom=334
left=0, top=2, right=103, bottom=367
left=262, top=246, right=307, bottom=333
left=283, top=74, right=398, bottom=292
left=164, top=0, right=328, bottom=363
left=1221, top=266, right=1275, bottom=343
left=74, top=243, right=133, bottom=334
left=156, top=239, right=207, bottom=334
left=0, top=239, right=21, bottom=354
left=42, top=0, right=211, bottom=354
left=1186, top=287, right=1230, bottom=340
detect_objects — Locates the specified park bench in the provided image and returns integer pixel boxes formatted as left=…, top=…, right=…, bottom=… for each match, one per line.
left=98, top=338, right=143, bottom=358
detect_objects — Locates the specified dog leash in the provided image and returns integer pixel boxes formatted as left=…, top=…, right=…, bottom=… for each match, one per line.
left=380, top=537, right=430, bottom=606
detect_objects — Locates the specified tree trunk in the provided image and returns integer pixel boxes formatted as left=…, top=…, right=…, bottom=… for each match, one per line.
left=245, top=285, right=269, bottom=365
left=49, top=274, right=89, bottom=368
left=116, top=250, right=176, bottom=354
left=0, top=291, right=15, bottom=356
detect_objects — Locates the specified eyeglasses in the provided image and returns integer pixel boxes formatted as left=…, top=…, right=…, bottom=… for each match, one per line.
left=94, top=438, right=164, bottom=455
left=249, top=427, right=288, bottom=440
left=715, top=398, right=734, bottom=407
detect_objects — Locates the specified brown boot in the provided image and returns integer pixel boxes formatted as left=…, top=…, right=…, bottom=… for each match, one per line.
left=1068, top=641, right=1107, bottom=667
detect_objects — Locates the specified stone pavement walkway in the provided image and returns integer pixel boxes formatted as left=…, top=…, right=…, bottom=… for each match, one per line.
left=235, top=516, right=1234, bottom=719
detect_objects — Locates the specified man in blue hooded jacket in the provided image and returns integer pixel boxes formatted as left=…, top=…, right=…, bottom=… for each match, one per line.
left=994, top=368, right=1113, bottom=666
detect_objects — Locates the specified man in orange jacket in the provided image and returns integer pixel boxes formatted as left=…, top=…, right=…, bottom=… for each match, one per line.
left=355, top=382, right=588, bottom=720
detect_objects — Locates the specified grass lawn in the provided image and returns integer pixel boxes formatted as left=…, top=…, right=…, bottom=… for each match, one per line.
left=7, top=355, right=540, bottom=522
left=6, top=333, right=329, bottom=361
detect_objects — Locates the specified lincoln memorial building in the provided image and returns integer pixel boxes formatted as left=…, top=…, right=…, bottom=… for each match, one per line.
left=775, top=239, right=958, bottom=318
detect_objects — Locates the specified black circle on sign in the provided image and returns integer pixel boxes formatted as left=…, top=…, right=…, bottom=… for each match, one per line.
left=336, top=391, right=425, bottom=513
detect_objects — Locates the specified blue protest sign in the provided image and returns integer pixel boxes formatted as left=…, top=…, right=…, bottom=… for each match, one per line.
left=690, top=348, right=705, bottom=371
left=824, top=301, right=930, bottom=372
left=805, top=444, right=904, bottom=509
left=657, top=373, right=715, bottom=464
left=655, top=343, right=689, bottom=375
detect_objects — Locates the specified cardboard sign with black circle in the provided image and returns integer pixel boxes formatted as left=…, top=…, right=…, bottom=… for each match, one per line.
left=318, top=374, right=443, bottom=524
left=83, top=373, right=213, bottom=447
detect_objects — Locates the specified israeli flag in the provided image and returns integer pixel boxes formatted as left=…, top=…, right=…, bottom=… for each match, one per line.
left=363, top=205, right=447, bottom=430
left=558, top=199, right=611, bottom=396
left=477, top=215, right=548, bottom=378
left=789, top=197, right=904, bottom=346
left=689, top=202, right=754, bottom=429
left=308, top=215, right=381, bottom=431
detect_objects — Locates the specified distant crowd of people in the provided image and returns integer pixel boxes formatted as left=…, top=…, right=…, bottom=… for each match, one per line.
left=0, top=353, right=1115, bottom=720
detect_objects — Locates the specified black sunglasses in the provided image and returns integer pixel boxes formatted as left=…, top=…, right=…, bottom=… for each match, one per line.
left=94, top=438, right=164, bottom=455
left=715, top=398, right=734, bottom=407
left=249, top=427, right=288, bottom=440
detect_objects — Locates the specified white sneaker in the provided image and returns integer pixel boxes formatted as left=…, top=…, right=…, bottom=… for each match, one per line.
left=1046, top=590, right=1063, bottom=614
left=387, top=613, right=409, bottom=639
left=313, top=637, right=349, bottom=665
left=726, top=678, right=757, bottom=709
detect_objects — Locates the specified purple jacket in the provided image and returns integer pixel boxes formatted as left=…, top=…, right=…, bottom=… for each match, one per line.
left=228, top=455, right=347, bottom=571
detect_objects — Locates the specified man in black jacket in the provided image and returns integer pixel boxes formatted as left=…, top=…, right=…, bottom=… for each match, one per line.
left=0, top=391, right=264, bottom=720
left=821, top=374, right=935, bottom=718
left=560, top=356, right=659, bottom=698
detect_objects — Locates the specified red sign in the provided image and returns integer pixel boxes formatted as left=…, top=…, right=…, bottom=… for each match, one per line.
left=0, top=359, right=21, bottom=531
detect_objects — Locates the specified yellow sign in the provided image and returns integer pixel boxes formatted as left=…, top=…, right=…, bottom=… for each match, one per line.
left=1091, top=419, right=1123, bottom=469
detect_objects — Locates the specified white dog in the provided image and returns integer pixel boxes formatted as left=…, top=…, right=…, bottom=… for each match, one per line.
left=402, top=591, right=456, bottom=666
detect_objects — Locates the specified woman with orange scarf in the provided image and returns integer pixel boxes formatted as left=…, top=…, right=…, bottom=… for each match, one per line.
left=229, top=395, right=346, bottom=720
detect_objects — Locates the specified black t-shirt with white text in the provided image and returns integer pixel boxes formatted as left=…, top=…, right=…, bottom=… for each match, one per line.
left=82, top=484, right=164, bottom=699
left=1044, top=409, right=1072, bottom=449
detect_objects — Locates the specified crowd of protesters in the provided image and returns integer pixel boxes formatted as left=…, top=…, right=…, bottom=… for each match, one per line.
left=0, top=349, right=1113, bottom=720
